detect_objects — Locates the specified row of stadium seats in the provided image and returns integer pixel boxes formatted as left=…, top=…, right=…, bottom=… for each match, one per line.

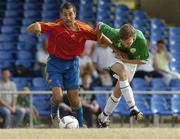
left=33, top=91, right=180, bottom=117
left=8, top=77, right=180, bottom=91
left=96, top=94, right=180, bottom=117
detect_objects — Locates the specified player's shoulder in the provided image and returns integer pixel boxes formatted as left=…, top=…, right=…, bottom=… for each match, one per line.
left=43, top=19, right=63, bottom=27
left=135, top=29, right=146, bottom=40
left=76, top=20, right=94, bottom=31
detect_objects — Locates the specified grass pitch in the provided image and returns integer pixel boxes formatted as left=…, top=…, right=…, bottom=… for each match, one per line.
left=0, top=128, right=180, bottom=139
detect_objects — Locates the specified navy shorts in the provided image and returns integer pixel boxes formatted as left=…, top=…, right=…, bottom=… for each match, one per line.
left=45, top=55, right=80, bottom=90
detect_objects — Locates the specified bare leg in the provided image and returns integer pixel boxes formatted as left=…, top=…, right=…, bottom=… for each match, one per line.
left=67, top=89, right=83, bottom=127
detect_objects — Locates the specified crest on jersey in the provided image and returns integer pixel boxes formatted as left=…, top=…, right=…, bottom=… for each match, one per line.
left=130, top=48, right=136, bottom=53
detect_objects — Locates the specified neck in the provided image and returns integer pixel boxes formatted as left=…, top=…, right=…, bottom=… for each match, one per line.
left=64, top=21, right=78, bottom=31
left=3, top=78, right=9, bottom=82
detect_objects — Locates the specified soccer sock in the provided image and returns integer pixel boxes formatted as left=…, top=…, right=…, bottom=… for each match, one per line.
left=119, top=80, right=138, bottom=112
left=51, top=97, right=60, bottom=117
left=100, top=94, right=121, bottom=123
left=72, top=106, right=83, bottom=128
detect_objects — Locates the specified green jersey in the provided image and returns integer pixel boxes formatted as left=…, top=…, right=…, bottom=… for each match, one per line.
left=100, top=23, right=149, bottom=61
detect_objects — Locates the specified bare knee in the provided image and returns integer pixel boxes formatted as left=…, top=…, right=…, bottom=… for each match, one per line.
left=52, top=87, right=63, bottom=104
left=70, top=97, right=80, bottom=108
left=111, top=63, right=128, bottom=80
left=67, top=89, right=81, bottom=108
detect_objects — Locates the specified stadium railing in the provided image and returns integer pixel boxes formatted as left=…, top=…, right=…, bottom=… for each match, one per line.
left=0, top=90, right=180, bottom=128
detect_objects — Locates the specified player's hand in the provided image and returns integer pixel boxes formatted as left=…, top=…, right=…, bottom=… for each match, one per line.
left=27, top=22, right=41, bottom=35
left=10, top=106, right=16, bottom=113
left=96, top=23, right=103, bottom=43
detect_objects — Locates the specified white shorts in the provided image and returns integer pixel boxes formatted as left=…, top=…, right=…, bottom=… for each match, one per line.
left=110, top=59, right=137, bottom=82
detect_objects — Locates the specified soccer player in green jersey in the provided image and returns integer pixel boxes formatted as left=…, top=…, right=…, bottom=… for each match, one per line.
left=96, top=23, right=149, bottom=128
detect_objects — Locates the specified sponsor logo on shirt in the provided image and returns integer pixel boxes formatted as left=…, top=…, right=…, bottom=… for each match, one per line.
left=130, top=48, right=136, bottom=53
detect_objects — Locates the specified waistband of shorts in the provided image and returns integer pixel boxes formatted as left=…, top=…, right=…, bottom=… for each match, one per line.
left=49, top=55, right=79, bottom=62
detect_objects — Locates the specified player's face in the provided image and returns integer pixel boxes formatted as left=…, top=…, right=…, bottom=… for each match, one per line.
left=61, top=8, right=76, bottom=27
left=120, top=37, right=135, bottom=48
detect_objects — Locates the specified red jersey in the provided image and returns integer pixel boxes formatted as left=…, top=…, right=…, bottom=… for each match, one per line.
left=38, top=19, right=97, bottom=60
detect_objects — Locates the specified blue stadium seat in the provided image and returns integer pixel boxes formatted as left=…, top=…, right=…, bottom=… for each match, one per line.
left=20, top=26, right=28, bottom=34
left=42, top=3, right=60, bottom=11
left=97, top=14, right=112, bottom=21
left=169, top=40, right=180, bottom=49
left=133, top=11, right=148, bottom=20
left=116, top=12, right=130, bottom=21
left=24, top=10, right=41, bottom=18
left=44, top=0, right=60, bottom=2
left=131, top=78, right=150, bottom=90
left=98, top=0, right=112, bottom=4
left=0, top=51, right=13, bottom=60
left=114, top=19, right=129, bottom=28
left=0, top=34, right=17, bottom=43
left=151, top=95, right=172, bottom=116
left=33, top=94, right=51, bottom=116
left=11, top=77, right=30, bottom=90
left=171, top=95, right=180, bottom=115
left=0, top=60, right=15, bottom=70
left=113, top=97, right=129, bottom=116
left=7, top=0, right=21, bottom=2
left=151, top=78, right=169, bottom=90
left=25, top=0, right=43, bottom=2
left=17, top=51, right=33, bottom=60
left=22, top=18, right=41, bottom=26
left=151, top=18, right=166, bottom=29
left=169, top=27, right=180, bottom=36
left=170, top=79, right=180, bottom=88
left=6, top=3, right=23, bottom=10
left=17, top=43, right=35, bottom=51
left=134, top=94, right=147, bottom=102
left=24, top=3, right=42, bottom=10
left=41, top=11, right=59, bottom=19
left=80, top=0, right=93, bottom=5
left=93, top=86, right=113, bottom=91
left=0, top=42, right=16, bottom=51
left=32, top=77, right=49, bottom=90
left=133, top=19, right=150, bottom=30
left=15, top=60, right=34, bottom=69
left=95, top=94, right=109, bottom=110
left=136, top=101, right=153, bottom=116
left=170, top=62, right=180, bottom=72
left=1, top=26, right=19, bottom=34
left=80, top=3, right=94, bottom=10
left=5, top=10, right=22, bottom=17
left=3, top=18, right=21, bottom=25
left=115, top=4, right=129, bottom=13
left=18, top=34, right=38, bottom=45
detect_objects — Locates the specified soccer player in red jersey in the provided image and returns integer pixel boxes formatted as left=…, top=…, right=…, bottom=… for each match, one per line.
left=27, top=2, right=96, bottom=128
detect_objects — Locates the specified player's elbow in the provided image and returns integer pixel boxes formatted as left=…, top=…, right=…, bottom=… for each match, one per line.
left=140, top=60, right=147, bottom=64
left=27, top=23, right=35, bottom=33
left=27, top=22, right=41, bottom=33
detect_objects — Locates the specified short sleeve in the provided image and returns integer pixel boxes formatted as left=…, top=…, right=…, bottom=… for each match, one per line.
left=100, top=23, right=119, bottom=42
left=82, top=23, right=97, bottom=41
left=140, top=40, right=149, bottom=60
left=37, top=22, right=52, bottom=34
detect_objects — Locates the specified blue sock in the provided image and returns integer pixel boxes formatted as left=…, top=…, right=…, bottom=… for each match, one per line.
left=72, top=106, right=83, bottom=128
left=51, top=97, right=59, bottom=117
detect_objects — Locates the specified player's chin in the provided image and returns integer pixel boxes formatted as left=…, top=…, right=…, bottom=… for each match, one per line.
left=65, top=22, right=73, bottom=27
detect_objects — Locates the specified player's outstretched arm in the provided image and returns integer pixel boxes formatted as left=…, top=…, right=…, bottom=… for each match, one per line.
left=97, top=23, right=108, bottom=47
left=121, top=58, right=147, bottom=64
left=27, top=22, right=41, bottom=35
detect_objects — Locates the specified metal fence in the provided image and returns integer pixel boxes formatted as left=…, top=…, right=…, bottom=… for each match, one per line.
left=0, top=90, right=180, bottom=128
